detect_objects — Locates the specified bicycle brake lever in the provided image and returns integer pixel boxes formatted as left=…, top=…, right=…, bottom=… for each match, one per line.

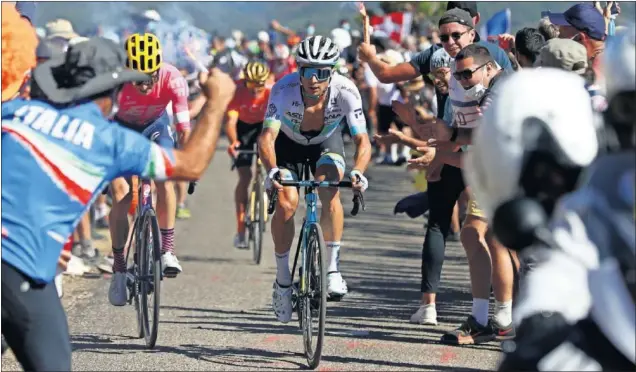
left=267, top=173, right=282, bottom=215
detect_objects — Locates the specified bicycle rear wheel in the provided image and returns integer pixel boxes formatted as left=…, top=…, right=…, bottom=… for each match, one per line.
left=301, top=223, right=328, bottom=369
left=139, top=208, right=162, bottom=348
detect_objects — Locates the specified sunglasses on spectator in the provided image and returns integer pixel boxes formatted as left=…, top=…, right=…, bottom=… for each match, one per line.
left=299, top=66, right=332, bottom=81
left=133, top=71, right=160, bottom=86
left=453, top=63, right=489, bottom=81
left=246, top=80, right=266, bottom=89
left=440, top=30, right=470, bottom=43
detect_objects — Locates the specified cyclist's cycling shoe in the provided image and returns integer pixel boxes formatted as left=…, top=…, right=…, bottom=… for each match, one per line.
left=327, top=272, right=348, bottom=301
left=161, top=252, right=182, bottom=278
left=272, top=280, right=293, bottom=323
left=109, top=272, right=128, bottom=306
left=233, top=234, right=248, bottom=249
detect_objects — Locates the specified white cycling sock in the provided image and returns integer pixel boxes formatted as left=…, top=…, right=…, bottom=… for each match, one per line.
left=275, top=251, right=292, bottom=286
left=472, top=298, right=490, bottom=327
left=494, top=300, right=513, bottom=327
left=326, top=241, right=341, bottom=273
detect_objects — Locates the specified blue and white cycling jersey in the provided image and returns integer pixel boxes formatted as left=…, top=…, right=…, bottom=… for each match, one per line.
left=263, top=72, right=367, bottom=145
left=1, top=99, right=176, bottom=284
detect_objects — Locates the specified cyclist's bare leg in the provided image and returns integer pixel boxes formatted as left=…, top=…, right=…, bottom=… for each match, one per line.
left=108, top=177, right=132, bottom=273
left=155, top=180, right=176, bottom=254
left=314, top=163, right=344, bottom=275
left=235, top=167, right=253, bottom=239
left=272, top=183, right=299, bottom=286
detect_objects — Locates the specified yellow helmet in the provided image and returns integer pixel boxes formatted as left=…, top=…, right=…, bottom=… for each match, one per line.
left=125, top=33, right=162, bottom=74
left=244, top=61, right=270, bottom=83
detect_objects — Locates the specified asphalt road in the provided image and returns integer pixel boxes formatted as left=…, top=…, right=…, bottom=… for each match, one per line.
left=2, top=140, right=503, bottom=371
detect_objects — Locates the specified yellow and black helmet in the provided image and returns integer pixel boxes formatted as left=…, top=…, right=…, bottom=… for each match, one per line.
left=125, top=33, right=162, bottom=74
left=244, top=61, right=270, bottom=83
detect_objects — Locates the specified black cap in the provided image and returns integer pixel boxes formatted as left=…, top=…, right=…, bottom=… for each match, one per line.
left=33, top=37, right=150, bottom=104
left=439, top=8, right=475, bottom=28
left=439, top=8, right=480, bottom=42
left=447, top=1, right=478, bottom=18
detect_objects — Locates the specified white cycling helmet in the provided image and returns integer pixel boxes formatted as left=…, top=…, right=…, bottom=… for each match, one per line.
left=295, top=36, right=341, bottom=67
left=604, top=25, right=635, bottom=100
left=463, top=68, right=599, bottom=220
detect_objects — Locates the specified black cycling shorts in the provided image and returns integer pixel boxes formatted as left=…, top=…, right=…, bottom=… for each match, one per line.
left=234, top=120, right=263, bottom=168
left=275, top=131, right=346, bottom=181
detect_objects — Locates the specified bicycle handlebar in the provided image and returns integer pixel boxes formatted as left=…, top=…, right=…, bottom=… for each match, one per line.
left=230, top=150, right=258, bottom=170
left=267, top=178, right=365, bottom=216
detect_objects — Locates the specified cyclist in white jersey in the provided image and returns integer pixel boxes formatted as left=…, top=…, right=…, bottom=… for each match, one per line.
left=258, top=36, right=372, bottom=323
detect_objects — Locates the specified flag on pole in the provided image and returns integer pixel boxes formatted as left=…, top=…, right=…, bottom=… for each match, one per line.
left=370, top=12, right=413, bottom=43
left=479, top=8, right=512, bottom=41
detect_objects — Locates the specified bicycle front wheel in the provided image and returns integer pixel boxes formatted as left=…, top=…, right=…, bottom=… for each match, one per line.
left=301, top=223, right=328, bottom=369
left=252, top=183, right=264, bottom=265
left=139, top=208, right=162, bottom=349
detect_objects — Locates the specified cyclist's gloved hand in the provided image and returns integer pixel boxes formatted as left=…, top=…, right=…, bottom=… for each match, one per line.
left=350, top=169, right=368, bottom=192
left=265, top=167, right=283, bottom=191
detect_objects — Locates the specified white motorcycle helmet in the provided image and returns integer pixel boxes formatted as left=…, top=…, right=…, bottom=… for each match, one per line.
left=463, top=68, right=598, bottom=248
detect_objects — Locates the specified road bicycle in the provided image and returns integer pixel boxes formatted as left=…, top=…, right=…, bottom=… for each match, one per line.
left=123, top=177, right=195, bottom=348
left=267, top=160, right=364, bottom=369
left=231, top=149, right=268, bottom=265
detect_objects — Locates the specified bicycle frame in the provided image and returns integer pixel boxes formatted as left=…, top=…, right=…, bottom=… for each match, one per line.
left=125, top=177, right=159, bottom=281
left=232, top=148, right=267, bottom=226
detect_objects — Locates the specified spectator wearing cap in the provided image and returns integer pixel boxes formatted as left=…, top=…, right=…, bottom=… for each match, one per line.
left=1, top=3, right=37, bottom=102
left=537, top=38, right=608, bottom=112
left=514, top=28, right=546, bottom=68
left=400, top=43, right=516, bottom=343
left=2, top=37, right=151, bottom=371
left=257, top=31, right=273, bottom=61
left=357, top=4, right=512, bottom=86
left=548, top=3, right=607, bottom=84
left=45, top=18, right=80, bottom=55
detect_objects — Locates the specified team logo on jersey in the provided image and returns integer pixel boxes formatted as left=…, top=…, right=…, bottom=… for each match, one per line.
left=292, top=101, right=301, bottom=107
left=266, top=103, right=277, bottom=118
left=353, top=108, right=363, bottom=119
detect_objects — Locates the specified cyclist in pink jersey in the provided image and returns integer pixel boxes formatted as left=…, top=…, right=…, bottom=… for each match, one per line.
left=107, top=33, right=191, bottom=306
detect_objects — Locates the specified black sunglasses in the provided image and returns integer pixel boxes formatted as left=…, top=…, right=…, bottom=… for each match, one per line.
left=440, top=30, right=470, bottom=43
left=453, top=62, right=489, bottom=81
